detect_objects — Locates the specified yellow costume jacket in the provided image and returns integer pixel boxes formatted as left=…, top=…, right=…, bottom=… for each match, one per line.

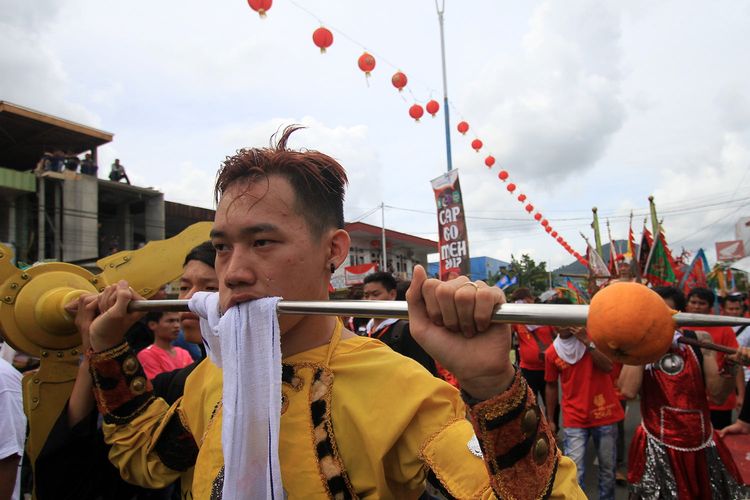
left=89, top=328, right=583, bottom=499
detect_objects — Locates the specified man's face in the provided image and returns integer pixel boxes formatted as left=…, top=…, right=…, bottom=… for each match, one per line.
left=179, top=260, right=219, bottom=343
left=724, top=300, right=744, bottom=317
left=555, top=326, right=574, bottom=339
left=151, top=313, right=181, bottom=342
left=212, top=176, right=344, bottom=334
left=687, top=295, right=712, bottom=314
left=363, top=282, right=396, bottom=301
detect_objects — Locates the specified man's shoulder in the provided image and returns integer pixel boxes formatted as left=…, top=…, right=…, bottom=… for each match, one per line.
left=0, top=358, right=21, bottom=390
left=335, top=335, right=438, bottom=375
left=544, top=343, right=558, bottom=358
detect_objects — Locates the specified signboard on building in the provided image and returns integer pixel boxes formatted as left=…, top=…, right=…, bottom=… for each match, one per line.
left=344, top=263, right=377, bottom=285
left=716, top=240, right=745, bottom=262
left=431, top=170, right=470, bottom=280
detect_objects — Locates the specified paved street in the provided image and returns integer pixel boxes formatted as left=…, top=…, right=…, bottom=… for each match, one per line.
left=577, top=399, right=641, bottom=499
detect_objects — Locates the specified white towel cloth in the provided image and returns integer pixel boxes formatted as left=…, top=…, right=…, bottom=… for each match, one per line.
left=552, top=335, right=587, bottom=365
left=189, top=292, right=284, bottom=500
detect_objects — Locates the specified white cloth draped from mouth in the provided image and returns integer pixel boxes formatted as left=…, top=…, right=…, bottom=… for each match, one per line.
left=189, top=292, right=285, bottom=500
left=552, top=335, right=587, bottom=365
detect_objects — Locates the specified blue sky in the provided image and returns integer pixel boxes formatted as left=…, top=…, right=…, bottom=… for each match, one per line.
left=2, top=0, right=750, bottom=268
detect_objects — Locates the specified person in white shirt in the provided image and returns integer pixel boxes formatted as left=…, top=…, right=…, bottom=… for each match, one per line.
left=0, top=355, right=25, bottom=500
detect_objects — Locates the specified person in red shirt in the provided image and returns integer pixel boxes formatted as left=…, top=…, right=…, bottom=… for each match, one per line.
left=136, top=312, right=194, bottom=380
left=511, top=288, right=556, bottom=426
left=545, top=298, right=624, bottom=499
left=687, top=287, right=743, bottom=430
left=618, top=286, right=748, bottom=498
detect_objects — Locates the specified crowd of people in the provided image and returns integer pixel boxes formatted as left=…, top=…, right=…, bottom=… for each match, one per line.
left=34, top=150, right=130, bottom=183
left=2, top=126, right=750, bottom=499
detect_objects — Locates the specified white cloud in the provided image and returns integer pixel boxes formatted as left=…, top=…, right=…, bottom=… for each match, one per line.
left=3, top=0, right=750, bottom=271
left=458, top=0, right=626, bottom=187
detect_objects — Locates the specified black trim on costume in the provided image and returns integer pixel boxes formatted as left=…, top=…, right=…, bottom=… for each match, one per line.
left=153, top=412, right=199, bottom=471
left=484, top=388, right=528, bottom=432
left=494, top=432, right=537, bottom=471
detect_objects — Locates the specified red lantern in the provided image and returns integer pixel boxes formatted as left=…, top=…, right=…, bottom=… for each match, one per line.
left=471, top=139, right=483, bottom=152
left=358, top=52, right=376, bottom=77
left=392, top=71, right=408, bottom=91
left=507, top=183, right=516, bottom=193
left=426, top=100, right=440, bottom=117
left=498, top=170, right=509, bottom=181
left=534, top=213, right=542, bottom=221
left=518, top=194, right=526, bottom=202
left=541, top=219, right=549, bottom=227
left=525, top=204, right=534, bottom=213
left=312, top=27, right=333, bottom=53
left=247, top=0, right=272, bottom=17
left=551, top=231, right=558, bottom=238
left=557, top=236, right=563, bottom=243
left=485, top=155, right=495, bottom=168
left=409, top=104, right=424, bottom=122
left=457, top=121, right=469, bottom=135
left=545, top=226, right=552, bottom=233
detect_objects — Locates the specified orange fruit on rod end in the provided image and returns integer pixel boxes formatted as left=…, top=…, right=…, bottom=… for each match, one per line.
left=587, top=282, right=676, bottom=365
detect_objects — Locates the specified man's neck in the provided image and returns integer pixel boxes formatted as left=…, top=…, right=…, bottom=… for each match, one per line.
left=154, top=337, right=173, bottom=352
left=281, top=315, right=341, bottom=358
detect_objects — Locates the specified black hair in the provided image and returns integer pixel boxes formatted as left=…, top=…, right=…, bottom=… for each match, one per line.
left=687, top=287, right=715, bottom=307
left=363, top=271, right=397, bottom=292
left=653, top=286, right=687, bottom=312
left=214, top=125, right=347, bottom=238
left=511, top=287, right=533, bottom=302
left=724, top=292, right=745, bottom=305
left=144, top=311, right=164, bottom=326
left=184, top=241, right=216, bottom=269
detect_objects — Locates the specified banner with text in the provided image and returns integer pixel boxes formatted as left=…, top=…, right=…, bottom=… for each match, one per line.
left=431, top=170, right=471, bottom=280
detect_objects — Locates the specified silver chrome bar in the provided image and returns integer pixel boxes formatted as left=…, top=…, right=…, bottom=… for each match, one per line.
left=128, top=299, right=750, bottom=327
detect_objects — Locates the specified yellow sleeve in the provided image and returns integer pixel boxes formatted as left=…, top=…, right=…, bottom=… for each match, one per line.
left=102, top=397, right=187, bottom=488
left=88, top=342, right=199, bottom=489
left=422, top=370, right=586, bottom=500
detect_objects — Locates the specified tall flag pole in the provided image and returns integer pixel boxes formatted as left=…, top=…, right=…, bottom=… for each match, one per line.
left=635, top=218, right=651, bottom=283
left=592, top=207, right=604, bottom=259
left=648, top=195, right=661, bottom=238
left=606, top=218, right=619, bottom=277
left=435, top=0, right=453, bottom=172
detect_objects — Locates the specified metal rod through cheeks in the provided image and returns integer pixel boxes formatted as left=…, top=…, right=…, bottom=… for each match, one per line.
left=129, top=300, right=750, bottom=328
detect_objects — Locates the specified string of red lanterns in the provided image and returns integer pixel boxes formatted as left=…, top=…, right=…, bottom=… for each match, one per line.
left=391, top=71, right=408, bottom=92
left=247, top=0, right=272, bottom=18
left=312, top=27, right=334, bottom=53
left=426, top=99, right=440, bottom=117
left=357, top=52, right=376, bottom=78
left=245, top=2, right=586, bottom=264
left=408, top=104, right=424, bottom=122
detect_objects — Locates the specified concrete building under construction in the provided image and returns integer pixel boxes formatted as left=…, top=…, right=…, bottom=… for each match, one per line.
left=0, top=101, right=211, bottom=266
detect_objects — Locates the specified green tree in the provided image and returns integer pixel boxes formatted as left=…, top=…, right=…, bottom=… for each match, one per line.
left=492, top=254, right=550, bottom=296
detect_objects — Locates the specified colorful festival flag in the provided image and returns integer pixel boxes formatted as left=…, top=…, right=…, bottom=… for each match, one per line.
left=626, top=224, right=636, bottom=261
left=563, top=278, right=590, bottom=304
left=678, top=248, right=709, bottom=295
left=583, top=237, right=611, bottom=286
left=431, top=170, right=470, bottom=280
left=495, top=275, right=518, bottom=290
left=707, top=264, right=727, bottom=293
left=637, top=227, right=653, bottom=275
left=644, top=234, right=677, bottom=286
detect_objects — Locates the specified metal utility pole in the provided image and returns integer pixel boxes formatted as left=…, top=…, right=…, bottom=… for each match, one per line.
left=381, top=202, right=388, bottom=272
left=435, top=0, right=453, bottom=172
